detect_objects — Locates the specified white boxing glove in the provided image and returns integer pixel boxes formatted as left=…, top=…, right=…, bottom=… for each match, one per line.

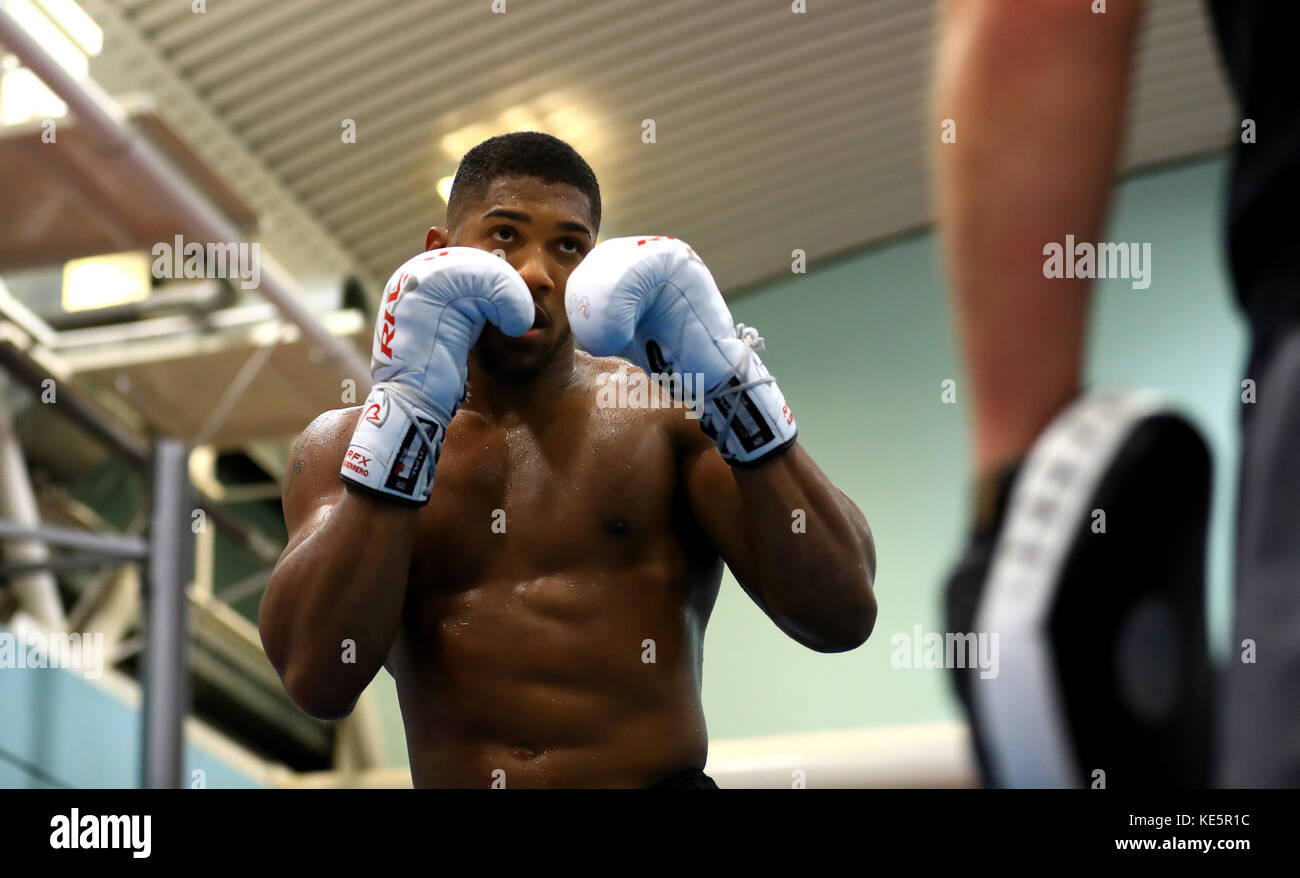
left=565, top=235, right=797, bottom=465
left=342, top=247, right=534, bottom=505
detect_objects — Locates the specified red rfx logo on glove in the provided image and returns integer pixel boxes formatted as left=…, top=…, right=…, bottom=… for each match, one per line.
left=378, top=272, right=408, bottom=360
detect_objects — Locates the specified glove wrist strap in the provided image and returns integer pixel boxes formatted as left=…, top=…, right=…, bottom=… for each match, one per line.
left=339, top=385, right=445, bottom=506
left=701, top=324, right=797, bottom=465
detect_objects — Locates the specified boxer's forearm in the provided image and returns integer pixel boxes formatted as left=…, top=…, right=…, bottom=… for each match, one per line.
left=932, top=0, right=1143, bottom=474
left=731, top=444, right=876, bottom=652
left=260, top=490, right=416, bottom=720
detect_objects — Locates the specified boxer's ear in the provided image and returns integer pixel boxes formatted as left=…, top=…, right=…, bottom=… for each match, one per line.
left=425, top=227, right=450, bottom=250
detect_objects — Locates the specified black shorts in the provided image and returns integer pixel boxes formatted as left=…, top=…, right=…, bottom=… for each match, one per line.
left=644, top=768, right=719, bottom=789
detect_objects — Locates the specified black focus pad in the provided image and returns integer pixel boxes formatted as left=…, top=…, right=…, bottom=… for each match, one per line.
left=1049, top=414, right=1213, bottom=788
left=943, top=465, right=1021, bottom=785
left=944, top=401, right=1213, bottom=788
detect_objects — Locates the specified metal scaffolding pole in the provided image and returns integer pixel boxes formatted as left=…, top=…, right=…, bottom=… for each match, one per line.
left=141, top=438, right=193, bottom=789
left=0, top=381, right=67, bottom=627
left=0, top=520, right=148, bottom=559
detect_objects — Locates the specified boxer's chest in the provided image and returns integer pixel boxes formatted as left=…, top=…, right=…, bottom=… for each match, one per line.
left=408, top=397, right=678, bottom=589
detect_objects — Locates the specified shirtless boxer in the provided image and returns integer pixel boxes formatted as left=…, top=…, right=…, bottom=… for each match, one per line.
left=258, top=132, right=877, bottom=788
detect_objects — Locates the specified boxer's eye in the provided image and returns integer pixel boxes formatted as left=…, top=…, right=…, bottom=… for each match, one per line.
left=490, top=227, right=516, bottom=243
left=558, top=238, right=583, bottom=254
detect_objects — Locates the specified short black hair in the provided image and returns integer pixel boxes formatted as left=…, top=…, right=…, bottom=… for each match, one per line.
left=445, top=131, right=601, bottom=233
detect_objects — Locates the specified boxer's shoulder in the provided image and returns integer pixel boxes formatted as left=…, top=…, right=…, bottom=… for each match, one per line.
left=294, top=405, right=364, bottom=458
left=307, top=404, right=366, bottom=433
left=576, top=350, right=712, bottom=446
left=284, top=406, right=363, bottom=499
left=579, top=351, right=665, bottom=410
left=577, top=349, right=635, bottom=381
left=277, top=406, right=364, bottom=543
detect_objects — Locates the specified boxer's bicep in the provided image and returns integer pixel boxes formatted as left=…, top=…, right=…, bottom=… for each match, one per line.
left=676, top=419, right=763, bottom=592
left=280, top=409, right=355, bottom=560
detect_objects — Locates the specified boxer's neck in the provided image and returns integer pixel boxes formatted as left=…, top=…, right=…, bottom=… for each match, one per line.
left=463, top=336, right=580, bottom=422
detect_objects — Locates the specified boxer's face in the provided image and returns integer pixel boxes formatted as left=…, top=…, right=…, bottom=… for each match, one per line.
left=430, top=175, right=595, bottom=380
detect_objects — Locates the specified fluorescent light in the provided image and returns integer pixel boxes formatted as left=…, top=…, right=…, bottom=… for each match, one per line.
left=437, top=175, right=455, bottom=204
left=0, top=0, right=99, bottom=124
left=62, top=252, right=151, bottom=312
left=9, top=0, right=88, bottom=76
left=0, top=66, right=66, bottom=124
left=437, top=93, right=604, bottom=165
left=439, top=123, right=494, bottom=160
left=34, top=0, right=102, bottom=56
left=433, top=94, right=606, bottom=207
left=498, top=106, right=541, bottom=133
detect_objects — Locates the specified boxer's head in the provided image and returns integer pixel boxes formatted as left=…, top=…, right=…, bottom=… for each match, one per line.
left=426, top=132, right=601, bottom=380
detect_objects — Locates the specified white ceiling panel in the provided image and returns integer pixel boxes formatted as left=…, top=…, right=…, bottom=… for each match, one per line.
left=84, top=0, right=1234, bottom=296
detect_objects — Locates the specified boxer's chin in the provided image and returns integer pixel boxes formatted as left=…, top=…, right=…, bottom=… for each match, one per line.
left=475, top=327, right=554, bottom=380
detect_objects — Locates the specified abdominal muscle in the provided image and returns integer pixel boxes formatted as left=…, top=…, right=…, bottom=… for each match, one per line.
left=387, top=565, right=714, bottom=789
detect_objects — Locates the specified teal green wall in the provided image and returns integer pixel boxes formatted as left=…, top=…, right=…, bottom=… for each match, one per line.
left=694, top=154, right=1244, bottom=739
left=0, top=625, right=264, bottom=788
